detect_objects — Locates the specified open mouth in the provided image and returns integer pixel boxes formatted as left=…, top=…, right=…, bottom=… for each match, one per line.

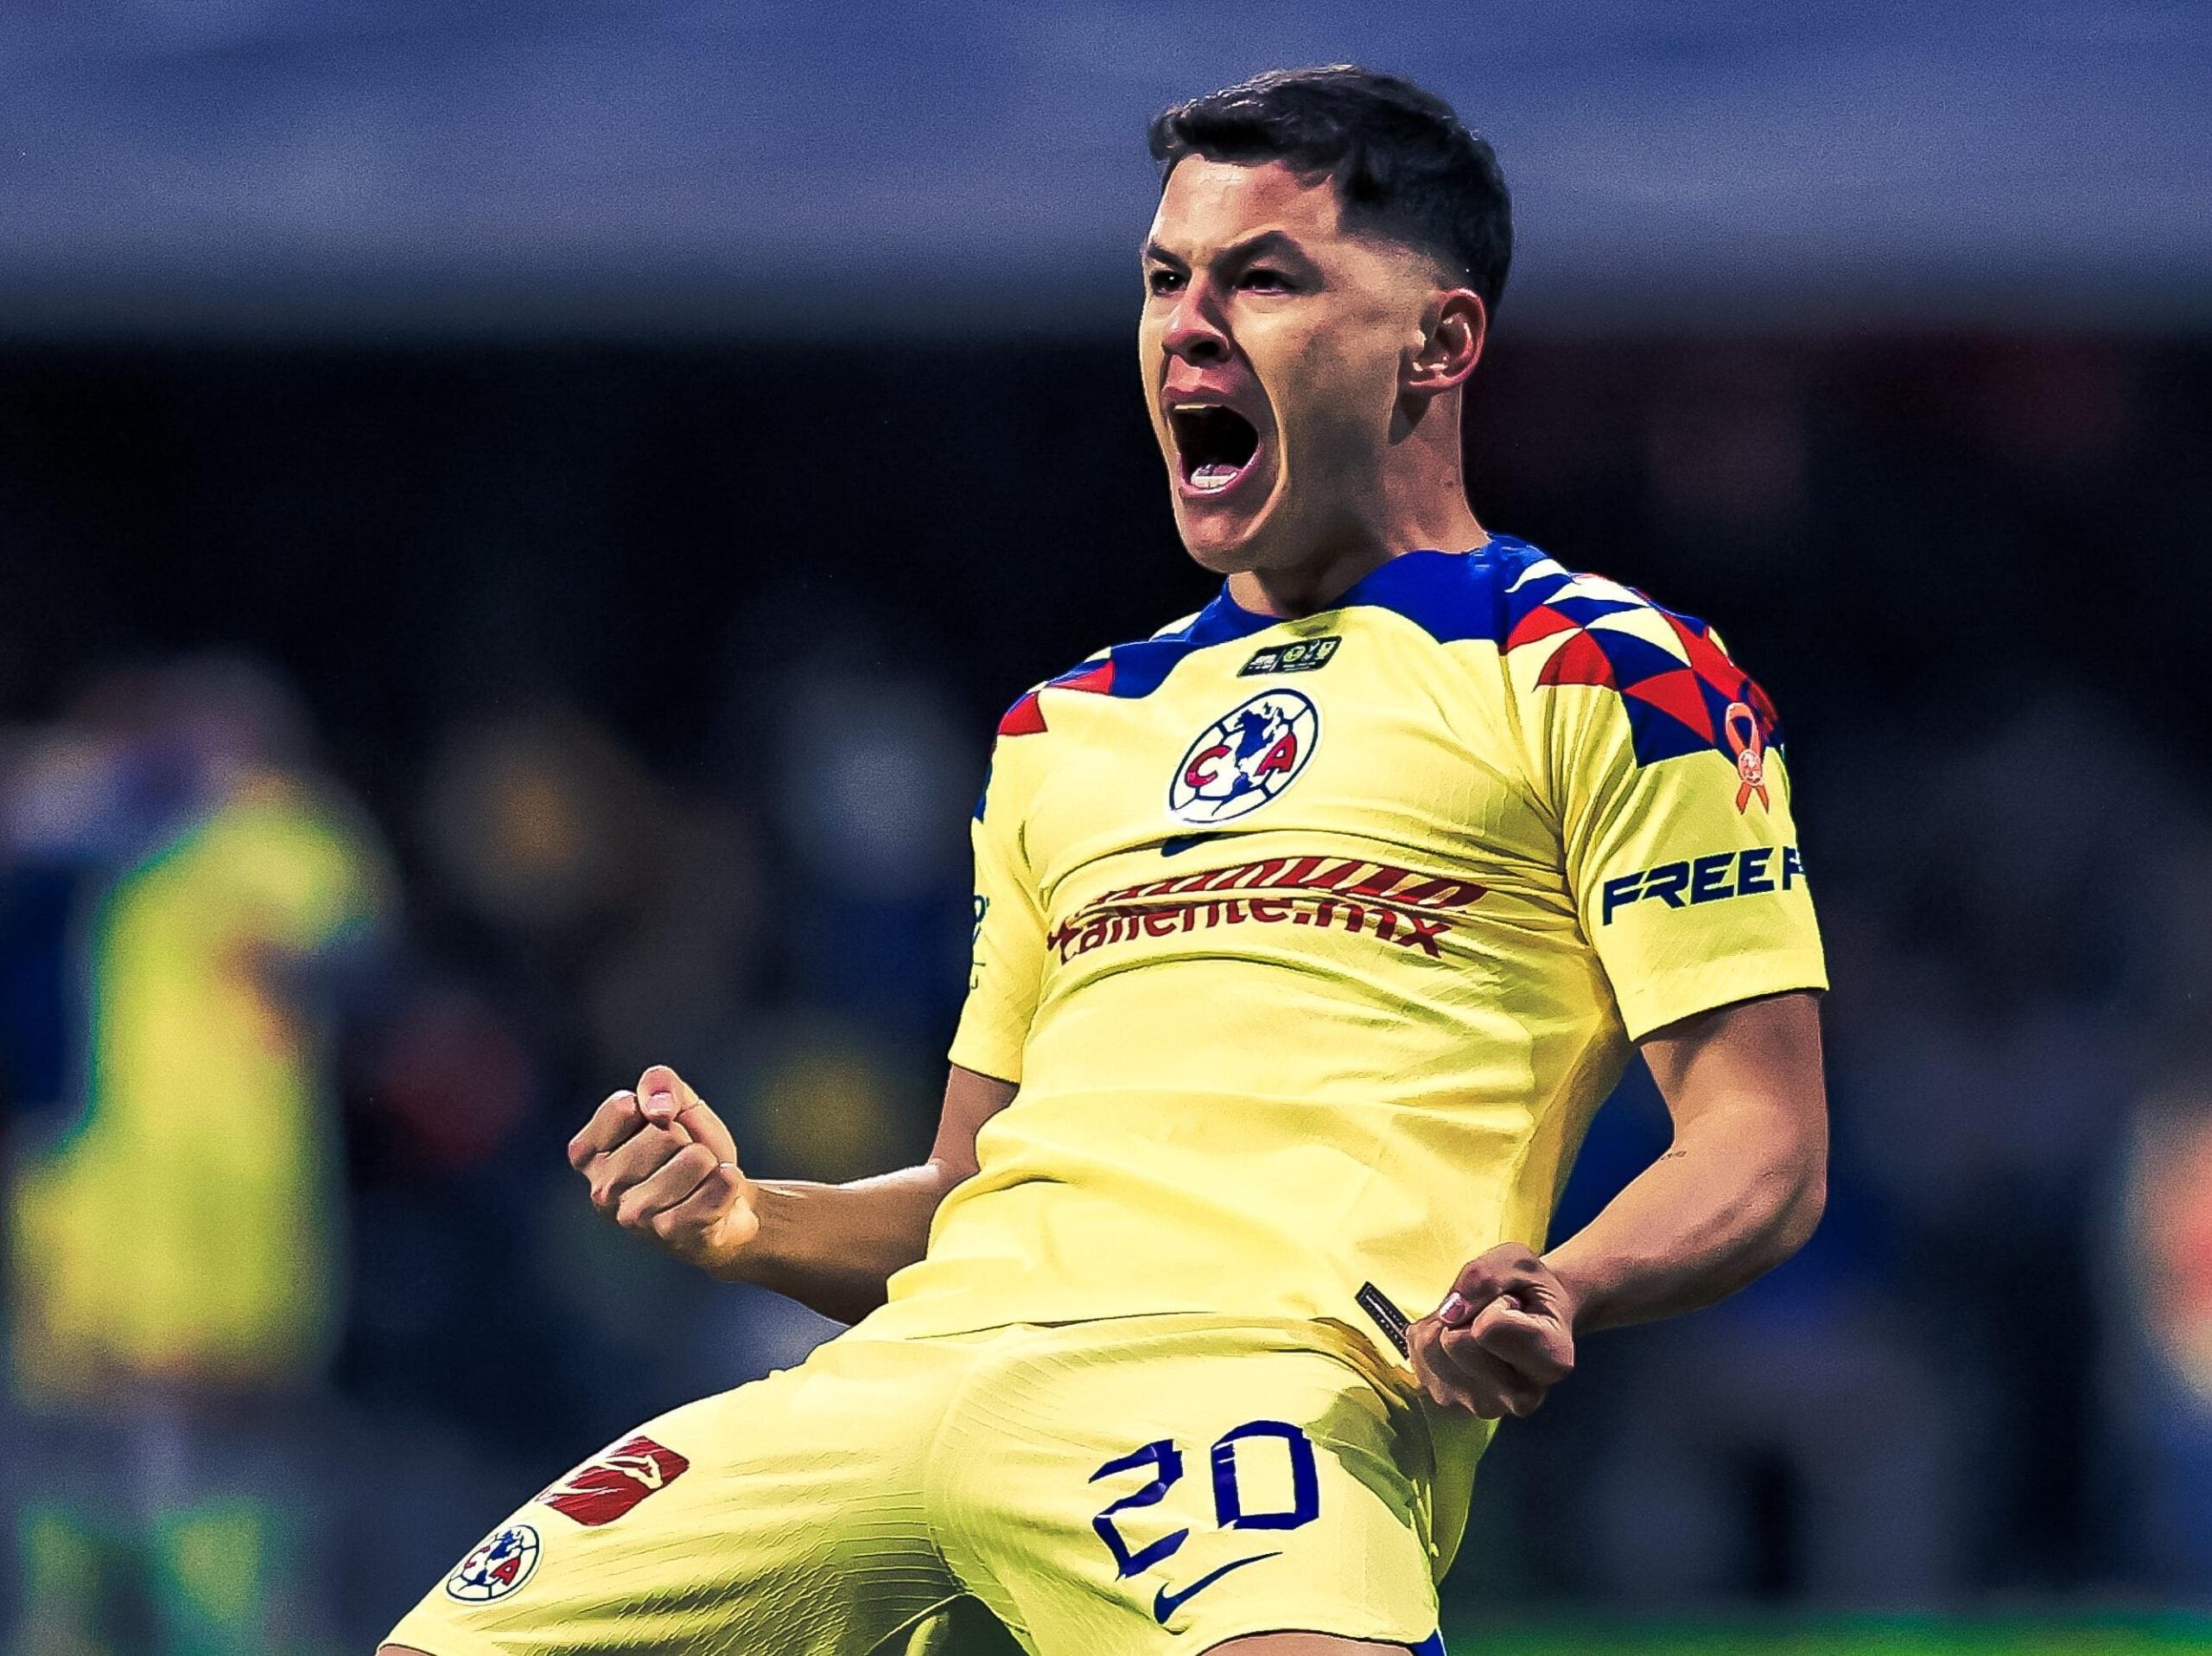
left=1170, top=404, right=1262, bottom=494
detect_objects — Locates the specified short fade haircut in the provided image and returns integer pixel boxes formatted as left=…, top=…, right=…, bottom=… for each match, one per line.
left=1148, top=65, right=1512, bottom=315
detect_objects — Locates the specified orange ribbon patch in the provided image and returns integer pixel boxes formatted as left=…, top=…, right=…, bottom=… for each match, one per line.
left=1725, top=700, right=1769, bottom=814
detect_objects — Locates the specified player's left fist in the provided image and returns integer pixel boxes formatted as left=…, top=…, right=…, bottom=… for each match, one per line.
left=1408, top=1245, right=1580, bottom=1419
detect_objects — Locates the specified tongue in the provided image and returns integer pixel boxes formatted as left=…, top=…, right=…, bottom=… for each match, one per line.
left=1191, top=461, right=1243, bottom=490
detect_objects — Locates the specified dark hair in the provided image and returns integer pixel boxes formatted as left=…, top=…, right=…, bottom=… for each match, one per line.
left=1148, top=66, right=1512, bottom=314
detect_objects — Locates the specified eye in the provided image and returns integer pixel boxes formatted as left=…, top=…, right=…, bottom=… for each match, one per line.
left=1147, top=268, right=1185, bottom=296
left=1238, top=267, right=1294, bottom=293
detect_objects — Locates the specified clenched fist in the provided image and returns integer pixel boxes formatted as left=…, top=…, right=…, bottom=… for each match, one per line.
left=1408, top=1244, right=1580, bottom=1419
left=568, top=1065, right=760, bottom=1273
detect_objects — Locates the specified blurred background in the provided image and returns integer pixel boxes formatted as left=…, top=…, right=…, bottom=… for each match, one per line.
left=2, top=3, right=2209, bottom=1652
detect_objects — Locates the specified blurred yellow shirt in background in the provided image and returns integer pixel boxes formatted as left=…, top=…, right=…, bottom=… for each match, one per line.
left=9, top=776, right=379, bottom=1404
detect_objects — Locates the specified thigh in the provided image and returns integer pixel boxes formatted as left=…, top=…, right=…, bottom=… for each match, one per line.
left=939, top=1322, right=1443, bottom=1656
left=385, top=1336, right=964, bottom=1656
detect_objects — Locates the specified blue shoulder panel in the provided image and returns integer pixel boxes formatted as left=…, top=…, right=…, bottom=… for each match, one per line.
left=1322, top=535, right=1555, bottom=644
left=1046, top=591, right=1277, bottom=701
left=1019, top=535, right=1572, bottom=717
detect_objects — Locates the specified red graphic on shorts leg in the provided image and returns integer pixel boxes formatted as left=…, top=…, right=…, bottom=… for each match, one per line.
left=537, top=1436, right=691, bottom=1526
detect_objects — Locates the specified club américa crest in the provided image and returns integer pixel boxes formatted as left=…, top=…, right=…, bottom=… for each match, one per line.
left=446, top=1522, right=541, bottom=1603
left=1167, top=690, right=1319, bottom=826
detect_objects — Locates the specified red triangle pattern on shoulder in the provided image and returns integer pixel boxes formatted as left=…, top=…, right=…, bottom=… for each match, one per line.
left=1662, top=612, right=1748, bottom=701
left=1624, top=667, right=1718, bottom=742
left=1052, top=659, right=1117, bottom=695
left=997, top=691, right=1048, bottom=737
left=1507, top=603, right=1581, bottom=651
left=1505, top=582, right=1783, bottom=769
left=1535, top=628, right=1618, bottom=688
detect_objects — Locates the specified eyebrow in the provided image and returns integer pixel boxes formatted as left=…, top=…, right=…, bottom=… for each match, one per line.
left=1141, top=229, right=1312, bottom=269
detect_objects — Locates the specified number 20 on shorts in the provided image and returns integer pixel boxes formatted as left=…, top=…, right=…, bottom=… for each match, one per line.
left=1089, top=1420, right=1322, bottom=1579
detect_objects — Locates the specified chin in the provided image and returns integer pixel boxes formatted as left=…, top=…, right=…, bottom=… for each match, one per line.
left=1171, top=480, right=1287, bottom=576
left=1176, top=524, right=1265, bottom=575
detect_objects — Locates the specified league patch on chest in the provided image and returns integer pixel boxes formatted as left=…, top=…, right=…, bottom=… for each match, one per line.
left=1239, top=635, right=1339, bottom=676
left=1167, top=690, right=1319, bottom=826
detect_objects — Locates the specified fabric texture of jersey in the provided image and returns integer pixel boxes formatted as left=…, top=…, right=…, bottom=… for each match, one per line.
left=869, top=538, right=1826, bottom=1424
left=387, top=1316, right=1443, bottom=1656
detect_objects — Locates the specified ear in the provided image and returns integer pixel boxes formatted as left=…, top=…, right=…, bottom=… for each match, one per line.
left=1405, top=288, right=1488, bottom=398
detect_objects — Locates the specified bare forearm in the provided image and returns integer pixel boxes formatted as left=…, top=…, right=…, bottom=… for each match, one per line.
left=1545, top=1105, right=1824, bottom=1335
left=716, top=1162, right=960, bottom=1324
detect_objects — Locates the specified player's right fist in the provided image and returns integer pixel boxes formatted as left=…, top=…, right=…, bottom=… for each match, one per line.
left=568, top=1064, right=761, bottom=1273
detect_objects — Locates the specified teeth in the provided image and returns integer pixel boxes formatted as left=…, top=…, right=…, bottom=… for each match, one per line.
left=1191, top=462, right=1243, bottom=490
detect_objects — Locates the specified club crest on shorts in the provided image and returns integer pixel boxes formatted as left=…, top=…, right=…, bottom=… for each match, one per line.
left=445, top=1523, right=541, bottom=1603
left=1168, top=689, right=1319, bottom=825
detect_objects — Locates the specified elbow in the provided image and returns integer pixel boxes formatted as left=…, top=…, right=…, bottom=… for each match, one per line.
left=1776, top=1170, right=1826, bottom=1258
left=1763, top=1157, right=1827, bottom=1269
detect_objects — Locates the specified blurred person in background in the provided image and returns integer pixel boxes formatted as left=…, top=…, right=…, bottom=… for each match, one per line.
left=387, top=67, right=1827, bottom=1656
left=2113, top=822, right=2212, bottom=1595
left=0, top=656, right=387, bottom=1654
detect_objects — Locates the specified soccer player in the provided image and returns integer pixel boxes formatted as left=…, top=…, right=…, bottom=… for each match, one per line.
left=385, top=66, right=1827, bottom=1656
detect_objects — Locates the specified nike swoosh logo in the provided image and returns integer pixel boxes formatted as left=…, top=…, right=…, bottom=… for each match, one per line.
left=1151, top=1551, right=1281, bottom=1625
left=1160, top=831, right=1233, bottom=857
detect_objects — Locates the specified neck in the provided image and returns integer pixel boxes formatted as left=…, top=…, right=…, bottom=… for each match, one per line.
left=1226, top=394, right=1486, bottom=618
left=1225, top=488, right=1486, bottom=619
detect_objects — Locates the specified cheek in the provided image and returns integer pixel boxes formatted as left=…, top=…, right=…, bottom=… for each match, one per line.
left=1280, top=334, right=1400, bottom=456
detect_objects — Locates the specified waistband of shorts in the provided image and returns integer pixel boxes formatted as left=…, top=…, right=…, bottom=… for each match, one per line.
left=847, top=1308, right=1414, bottom=1390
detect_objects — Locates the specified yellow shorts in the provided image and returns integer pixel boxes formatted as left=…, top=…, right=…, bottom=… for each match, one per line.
left=386, top=1314, right=1453, bottom=1655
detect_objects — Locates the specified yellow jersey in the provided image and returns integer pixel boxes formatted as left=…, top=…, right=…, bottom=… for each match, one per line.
left=9, top=776, right=380, bottom=1402
left=863, top=538, right=1825, bottom=1360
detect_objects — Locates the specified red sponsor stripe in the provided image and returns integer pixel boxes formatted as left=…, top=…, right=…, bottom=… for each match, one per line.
left=539, top=1436, right=691, bottom=1527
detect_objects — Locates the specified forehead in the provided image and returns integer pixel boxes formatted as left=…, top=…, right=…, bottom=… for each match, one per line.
left=1146, top=156, right=1348, bottom=254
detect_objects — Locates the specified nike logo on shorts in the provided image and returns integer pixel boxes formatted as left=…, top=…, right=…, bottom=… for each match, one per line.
left=1151, top=1550, right=1281, bottom=1625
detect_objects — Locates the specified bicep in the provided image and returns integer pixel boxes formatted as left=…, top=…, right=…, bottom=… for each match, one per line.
left=1637, top=990, right=1827, bottom=1154
left=928, top=1063, right=1018, bottom=1184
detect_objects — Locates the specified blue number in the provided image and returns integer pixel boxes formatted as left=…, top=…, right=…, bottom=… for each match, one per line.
left=1089, top=1439, right=1187, bottom=1577
left=1090, top=1421, right=1322, bottom=1581
left=1210, top=1420, right=1320, bottom=1531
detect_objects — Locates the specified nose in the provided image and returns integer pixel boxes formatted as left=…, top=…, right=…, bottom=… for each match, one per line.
left=1160, top=283, right=1232, bottom=366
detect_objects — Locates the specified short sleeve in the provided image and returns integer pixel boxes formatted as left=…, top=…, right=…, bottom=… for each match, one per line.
left=1519, top=604, right=1827, bottom=1041
left=947, top=740, right=1047, bottom=1083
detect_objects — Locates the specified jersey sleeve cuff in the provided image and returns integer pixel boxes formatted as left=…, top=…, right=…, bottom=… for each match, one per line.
left=1613, top=950, right=1829, bottom=1043
left=948, top=1023, right=1024, bottom=1085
